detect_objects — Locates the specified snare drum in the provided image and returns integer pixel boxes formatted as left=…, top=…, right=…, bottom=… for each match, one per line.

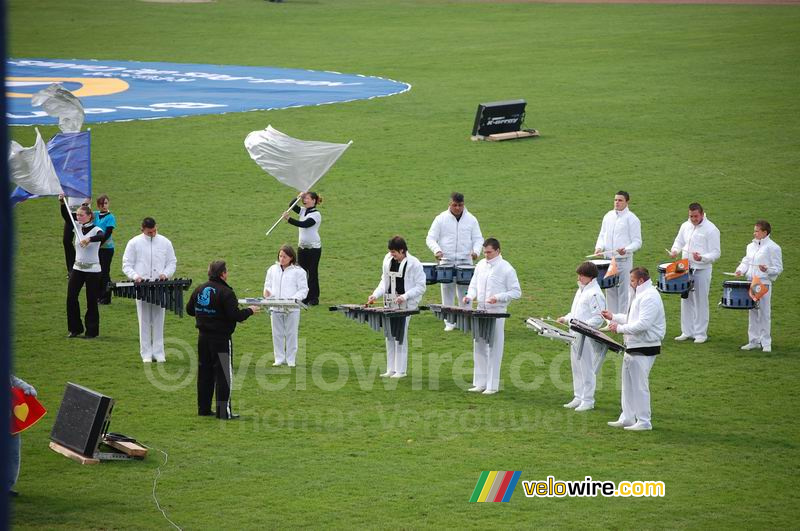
left=456, top=265, right=475, bottom=286
left=720, top=280, right=757, bottom=309
left=657, top=262, right=693, bottom=294
left=590, top=259, right=619, bottom=290
left=422, top=263, right=438, bottom=285
left=436, top=264, right=455, bottom=284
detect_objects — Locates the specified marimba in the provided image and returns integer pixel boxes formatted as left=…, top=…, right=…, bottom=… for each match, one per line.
left=428, top=304, right=510, bottom=344
left=238, top=298, right=308, bottom=311
left=525, top=317, right=576, bottom=344
left=568, top=318, right=624, bottom=375
left=330, top=304, right=420, bottom=344
left=108, top=278, right=192, bottom=317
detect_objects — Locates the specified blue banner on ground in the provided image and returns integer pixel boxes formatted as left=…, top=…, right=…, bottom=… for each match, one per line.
left=6, top=59, right=411, bottom=125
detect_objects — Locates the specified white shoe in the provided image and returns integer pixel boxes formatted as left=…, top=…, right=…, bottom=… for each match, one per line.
left=624, top=421, right=652, bottom=431
left=694, top=337, right=707, bottom=344
left=468, top=386, right=486, bottom=392
left=142, top=359, right=153, bottom=363
left=481, top=389, right=498, bottom=395
left=563, top=399, right=581, bottom=409
left=272, top=361, right=285, bottom=367
left=674, top=334, right=692, bottom=341
left=444, top=322, right=457, bottom=332
left=390, top=373, right=407, bottom=379
left=155, top=358, right=166, bottom=363
left=607, top=419, right=633, bottom=428
left=740, top=343, right=760, bottom=351
left=575, top=403, right=594, bottom=412
left=287, top=363, right=296, bottom=367
left=762, top=346, right=772, bottom=353
left=380, top=371, right=395, bottom=378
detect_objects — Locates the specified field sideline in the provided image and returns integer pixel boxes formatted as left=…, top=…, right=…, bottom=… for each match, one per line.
left=7, top=0, right=800, bottom=528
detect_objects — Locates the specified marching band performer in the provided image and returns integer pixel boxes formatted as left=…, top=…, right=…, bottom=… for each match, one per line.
left=558, top=261, right=607, bottom=412
left=263, top=245, right=309, bottom=367
left=735, top=220, right=783, bottom=352
left=670, top=202, right=721, bottom=344
left=463, top=238, right=521, bottom=395
left=93, top=194, right=117, bottom=305
left=602, top=267, right=666, bottom=431
left=282, top=191, right=323, bottom=306
left=426, top=192, right=483, bottom=331
left=61, top=198, right=104, bottom=338
left=594, top=191, right=642, bottom=314
left=122, top=217, right=177, bottom=362
left=367, top=236, right=426, bottom=379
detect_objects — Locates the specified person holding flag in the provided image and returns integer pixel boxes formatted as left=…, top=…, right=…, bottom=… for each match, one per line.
left=735, top=220, right=783, bottom=352
left=282, top=192, right=323, bottom=306
left=594, top=191, right=642, bottom=314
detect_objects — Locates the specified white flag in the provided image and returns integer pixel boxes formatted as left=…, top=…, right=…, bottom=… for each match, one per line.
left=8, top=128, right=63, bottom=197
left=31, top=83, right=85, bottom=133
left=244, top=125, right=351, bottom=192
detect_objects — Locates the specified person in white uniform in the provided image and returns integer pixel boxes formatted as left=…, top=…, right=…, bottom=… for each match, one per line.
left=558, top=261, right=607, bottom=412
left=736, top=220, right=783, bottom=352
left=426, top=192, right=483, bottom=331
left=367, top=236, right=426, bottom=379
left=122, top=217, right=177, bottom=362
left=603, top=267, right=666, bottom=431
left=264, top=245, right=309, bottom=367
left=463, top=238, right=522, bottom=395
left=594, top=190, right=642, bottom=314
left=670, top=202, right=721, bottom=343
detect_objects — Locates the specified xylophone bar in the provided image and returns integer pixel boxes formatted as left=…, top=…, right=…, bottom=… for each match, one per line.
left=427, top=304, right=510, bottom=344
left=329, top=304, right=420, bottom=344
left=238, top=298, right=308, bottom=311
left=108, top=278, right=192, bottom=317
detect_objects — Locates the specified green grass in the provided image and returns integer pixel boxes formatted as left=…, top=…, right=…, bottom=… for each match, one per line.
left=7, top=0, right=800, bottom=528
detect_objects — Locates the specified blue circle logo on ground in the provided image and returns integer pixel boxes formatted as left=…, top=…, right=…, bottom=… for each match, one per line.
left=6, top=58, right=411, bottom=125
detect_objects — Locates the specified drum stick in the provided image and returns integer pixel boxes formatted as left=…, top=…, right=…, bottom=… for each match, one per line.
left=722, top=272, right=739, bottom=276
left=664, top=248, right=674, bottom=256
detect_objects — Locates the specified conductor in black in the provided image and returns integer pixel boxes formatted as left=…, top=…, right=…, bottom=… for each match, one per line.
left=187, top=260, right=260, bottom=419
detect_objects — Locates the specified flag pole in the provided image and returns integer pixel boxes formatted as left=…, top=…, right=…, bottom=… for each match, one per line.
left=265, top=196, right=302, bottom=237
left=63, top=196, right=83, bottom=244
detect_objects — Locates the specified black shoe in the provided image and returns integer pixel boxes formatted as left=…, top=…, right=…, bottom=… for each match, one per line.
left=308, top=299, right=319, bottom=306
left=83, top=334, right=98, bottom=339
left=219, top=414, right=240, bottom=420
left=198, top=411, right=214, bottom=417
left=8, top=489, right=18, bottom=497
left=67, top=332, right=81, bottom=338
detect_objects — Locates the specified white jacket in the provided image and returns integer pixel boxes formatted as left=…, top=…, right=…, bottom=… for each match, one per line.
left=466, top=255, right=522, bottom=312
left=370, top=252, right=427, bottom=309
left=736, top=235, right=783, bottom=284
left=264, top=263, right=309, bottom=305
left=611, top=282, right=665, bottom=348
left=425, top=207, right=483, bottom=264
left=671, top=217, right=721, bottom=270
left=564, top=279, right=605, bottom=327
left=595, top=207, right=642, bottom=260
left=121, top=233, right=177, bottom=281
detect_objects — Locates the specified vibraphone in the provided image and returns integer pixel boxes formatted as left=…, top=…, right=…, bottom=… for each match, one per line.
left=428, top=304, right=510, bottom=344
left=525, top=317, right=576, bottom=344
left=330, top=304, right=420, bottom=344
left=238, top=298, right=308, bottom=311
left=108, top=278, right=192, bottom=317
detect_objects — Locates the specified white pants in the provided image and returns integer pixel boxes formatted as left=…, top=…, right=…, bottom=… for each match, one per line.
left=136, top=300, right=166, bottom=361
left=617, top=353, right=657, bottom=426
left=472, top=318, right=506, bottom=392
left=570, top=339, right=604, bottom=407
left=681, top=268, right=712, bottom=339
left=606, top=258, right=632, bottom=314
left=385, top=317, right=410, bottom=375
left=271, top=310, right=301, bottom=365
left=441, top=282, right=469, bottom=323
left=748, top=286, right=772, bottom=348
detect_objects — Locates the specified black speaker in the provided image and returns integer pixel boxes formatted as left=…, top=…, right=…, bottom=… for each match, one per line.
left=471, top=99, right=527, bottom=137
left=50, top=382, right=114, bottom=457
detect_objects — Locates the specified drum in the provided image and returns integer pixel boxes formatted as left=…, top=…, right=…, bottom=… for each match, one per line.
left=421, top=263, right=438, bottom=285
left=455, top=265, right=475, bottom=286
left=720, top=280, right=757, bottom=309
left=436, top=264, right=455, bottom=284
left=657, top=262, right=693, bottom=294
left=590, top=259, right=619, bottom=290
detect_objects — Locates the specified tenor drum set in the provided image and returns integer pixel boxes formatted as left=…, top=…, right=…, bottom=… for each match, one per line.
left=421, top=262, right=475, bottom=286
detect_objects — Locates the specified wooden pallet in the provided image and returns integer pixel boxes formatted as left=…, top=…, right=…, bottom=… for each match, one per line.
left=471, top=129, right=540, bottom=142
left=49, top=436, right=148, bottom=464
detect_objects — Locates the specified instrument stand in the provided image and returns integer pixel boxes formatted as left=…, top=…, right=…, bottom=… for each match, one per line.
left=49, top=435, right=148, bottom=465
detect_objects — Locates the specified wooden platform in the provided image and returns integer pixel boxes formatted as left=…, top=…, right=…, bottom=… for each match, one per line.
left=49, top=436, right=148, bottom=464
left=471, top=129, right=540, bottom=142
left=49, top=442, right=100, bottom=465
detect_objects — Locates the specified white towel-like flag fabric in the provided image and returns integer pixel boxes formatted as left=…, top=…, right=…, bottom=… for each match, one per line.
left=244, top=125, right=351, bottom=192
left=8, top=128, right=63, bottom=197
left=31, top=83, right=85, bottom=133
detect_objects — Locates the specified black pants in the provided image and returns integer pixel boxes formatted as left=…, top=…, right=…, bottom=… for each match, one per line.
left=62, top=220, right=75, bottom=273
left=66, top=270, right=101, bottom=336
left=98, top=248, right=114, bottom=303
left=298, top=247, right=321, bottom=304
left=197, top=334, right=235, bottom=419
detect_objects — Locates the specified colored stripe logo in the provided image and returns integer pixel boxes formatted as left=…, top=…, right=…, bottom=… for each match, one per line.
left=470, top=471, right=521, bottom=502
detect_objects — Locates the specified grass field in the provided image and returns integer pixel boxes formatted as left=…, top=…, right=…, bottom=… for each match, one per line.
left=7, top=0, right=800, bottom=528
